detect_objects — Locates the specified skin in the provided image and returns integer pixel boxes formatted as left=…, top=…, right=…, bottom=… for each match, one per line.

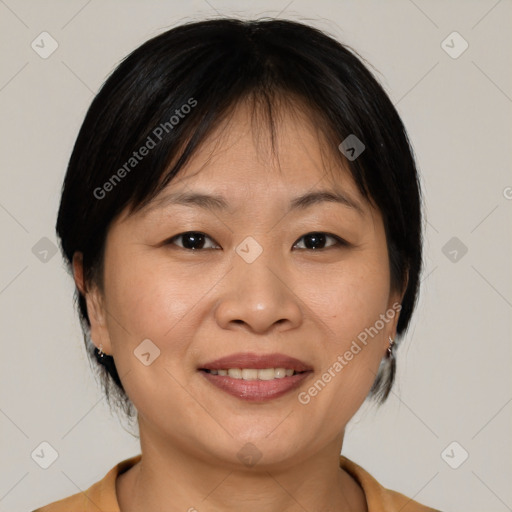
left=73, top=99, right=405, bottom=512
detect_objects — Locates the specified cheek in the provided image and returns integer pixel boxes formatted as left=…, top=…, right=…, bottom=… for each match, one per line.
left=100, top=251, right=216, bottom=416
left=295, top=253, right=392, bottom=418
left=102, top=246, right=218, bottom=367
left=305, top=254, right=391, bottom=342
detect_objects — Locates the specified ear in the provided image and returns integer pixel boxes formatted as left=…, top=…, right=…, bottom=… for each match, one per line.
left=72, top=252, right=113, bottom=355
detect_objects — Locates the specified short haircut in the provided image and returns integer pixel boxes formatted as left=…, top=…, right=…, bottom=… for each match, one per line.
left=56, top=18, right=423, bottom=419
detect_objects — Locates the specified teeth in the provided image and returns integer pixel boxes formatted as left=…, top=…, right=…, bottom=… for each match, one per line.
left=228, top=368, right=242, bottom=379
left=251, top=368, right=273, bottom=381
left=274, top=368, right=287, bottom=379
left=242, top=369, right=258, bottom=380
left=207, top=368, right=298, bottom=380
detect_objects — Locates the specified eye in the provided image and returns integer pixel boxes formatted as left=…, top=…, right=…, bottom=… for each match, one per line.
left=166, top=231, right=220, bottom=250
left=293, top=232, right=347, bottom=250
left=165, top=231, right=347, bottom=251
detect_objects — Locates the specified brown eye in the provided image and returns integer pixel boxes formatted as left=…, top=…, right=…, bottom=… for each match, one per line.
left=167, top=232, right=220, bottom=250
left=293, top=232, right=346, bottom=250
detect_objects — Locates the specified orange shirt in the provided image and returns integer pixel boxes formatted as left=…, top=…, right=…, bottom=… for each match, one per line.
left=32, top=454, right=440, bottom=511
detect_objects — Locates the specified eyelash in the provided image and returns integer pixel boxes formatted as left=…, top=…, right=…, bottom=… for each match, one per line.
left=165, top=231, right=349, bottom=251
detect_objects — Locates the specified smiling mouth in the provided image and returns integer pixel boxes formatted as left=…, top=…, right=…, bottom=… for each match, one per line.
left=200, top=368, right=307, bottom=380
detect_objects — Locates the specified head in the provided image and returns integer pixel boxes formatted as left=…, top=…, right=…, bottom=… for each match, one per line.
left=57, top=18, right=422, bottom=462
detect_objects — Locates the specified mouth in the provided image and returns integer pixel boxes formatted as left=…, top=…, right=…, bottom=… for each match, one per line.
left=198, top=352, right=313, bottom=401
left=200, top=368, right=306, bottom=378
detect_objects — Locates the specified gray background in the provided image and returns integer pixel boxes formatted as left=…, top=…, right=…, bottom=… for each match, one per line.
left=1, top=1, right=511, bottom=511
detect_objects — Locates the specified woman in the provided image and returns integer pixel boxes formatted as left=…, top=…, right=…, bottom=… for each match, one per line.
left=33, top=17, right=440, bottom=512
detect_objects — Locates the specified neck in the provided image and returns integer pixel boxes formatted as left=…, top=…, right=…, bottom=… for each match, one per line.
left=117, top=418, right=367, bottom=512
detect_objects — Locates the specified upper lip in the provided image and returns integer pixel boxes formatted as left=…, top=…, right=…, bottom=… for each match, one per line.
left=199, top=352, right=313, bottom=372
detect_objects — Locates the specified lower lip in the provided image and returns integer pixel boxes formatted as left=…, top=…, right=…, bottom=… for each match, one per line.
left=199, top=370, right=312, bottom=401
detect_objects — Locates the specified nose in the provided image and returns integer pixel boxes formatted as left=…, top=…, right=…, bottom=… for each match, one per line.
left=213, top=245, right=303, bottom=335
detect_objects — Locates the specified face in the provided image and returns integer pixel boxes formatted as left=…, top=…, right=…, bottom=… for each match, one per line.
left=76, top=100, right=403, bottom=468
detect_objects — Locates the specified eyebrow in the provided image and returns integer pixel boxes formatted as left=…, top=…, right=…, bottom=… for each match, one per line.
left=143, top=189, right=365, bottom=216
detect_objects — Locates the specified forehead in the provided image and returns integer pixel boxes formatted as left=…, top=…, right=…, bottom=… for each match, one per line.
left=150, top=99, right=361, bottom=204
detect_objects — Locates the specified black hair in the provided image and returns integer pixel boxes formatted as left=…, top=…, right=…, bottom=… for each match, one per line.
left=56, top=17, right=423, bottom=419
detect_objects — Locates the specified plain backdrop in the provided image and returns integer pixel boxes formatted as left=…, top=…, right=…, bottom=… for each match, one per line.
left=1, top=1, right=511, bottom=511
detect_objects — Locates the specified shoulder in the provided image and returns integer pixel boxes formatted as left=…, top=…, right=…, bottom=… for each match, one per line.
left=339, top=455, right=442, bottom=512
left=31, top=455, right=142, bottom=512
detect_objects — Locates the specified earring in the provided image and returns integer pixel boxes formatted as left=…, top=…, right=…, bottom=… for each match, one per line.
left=387, top=336, right=395, bottom=357
left=98, top=344, right=105, bottom=358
